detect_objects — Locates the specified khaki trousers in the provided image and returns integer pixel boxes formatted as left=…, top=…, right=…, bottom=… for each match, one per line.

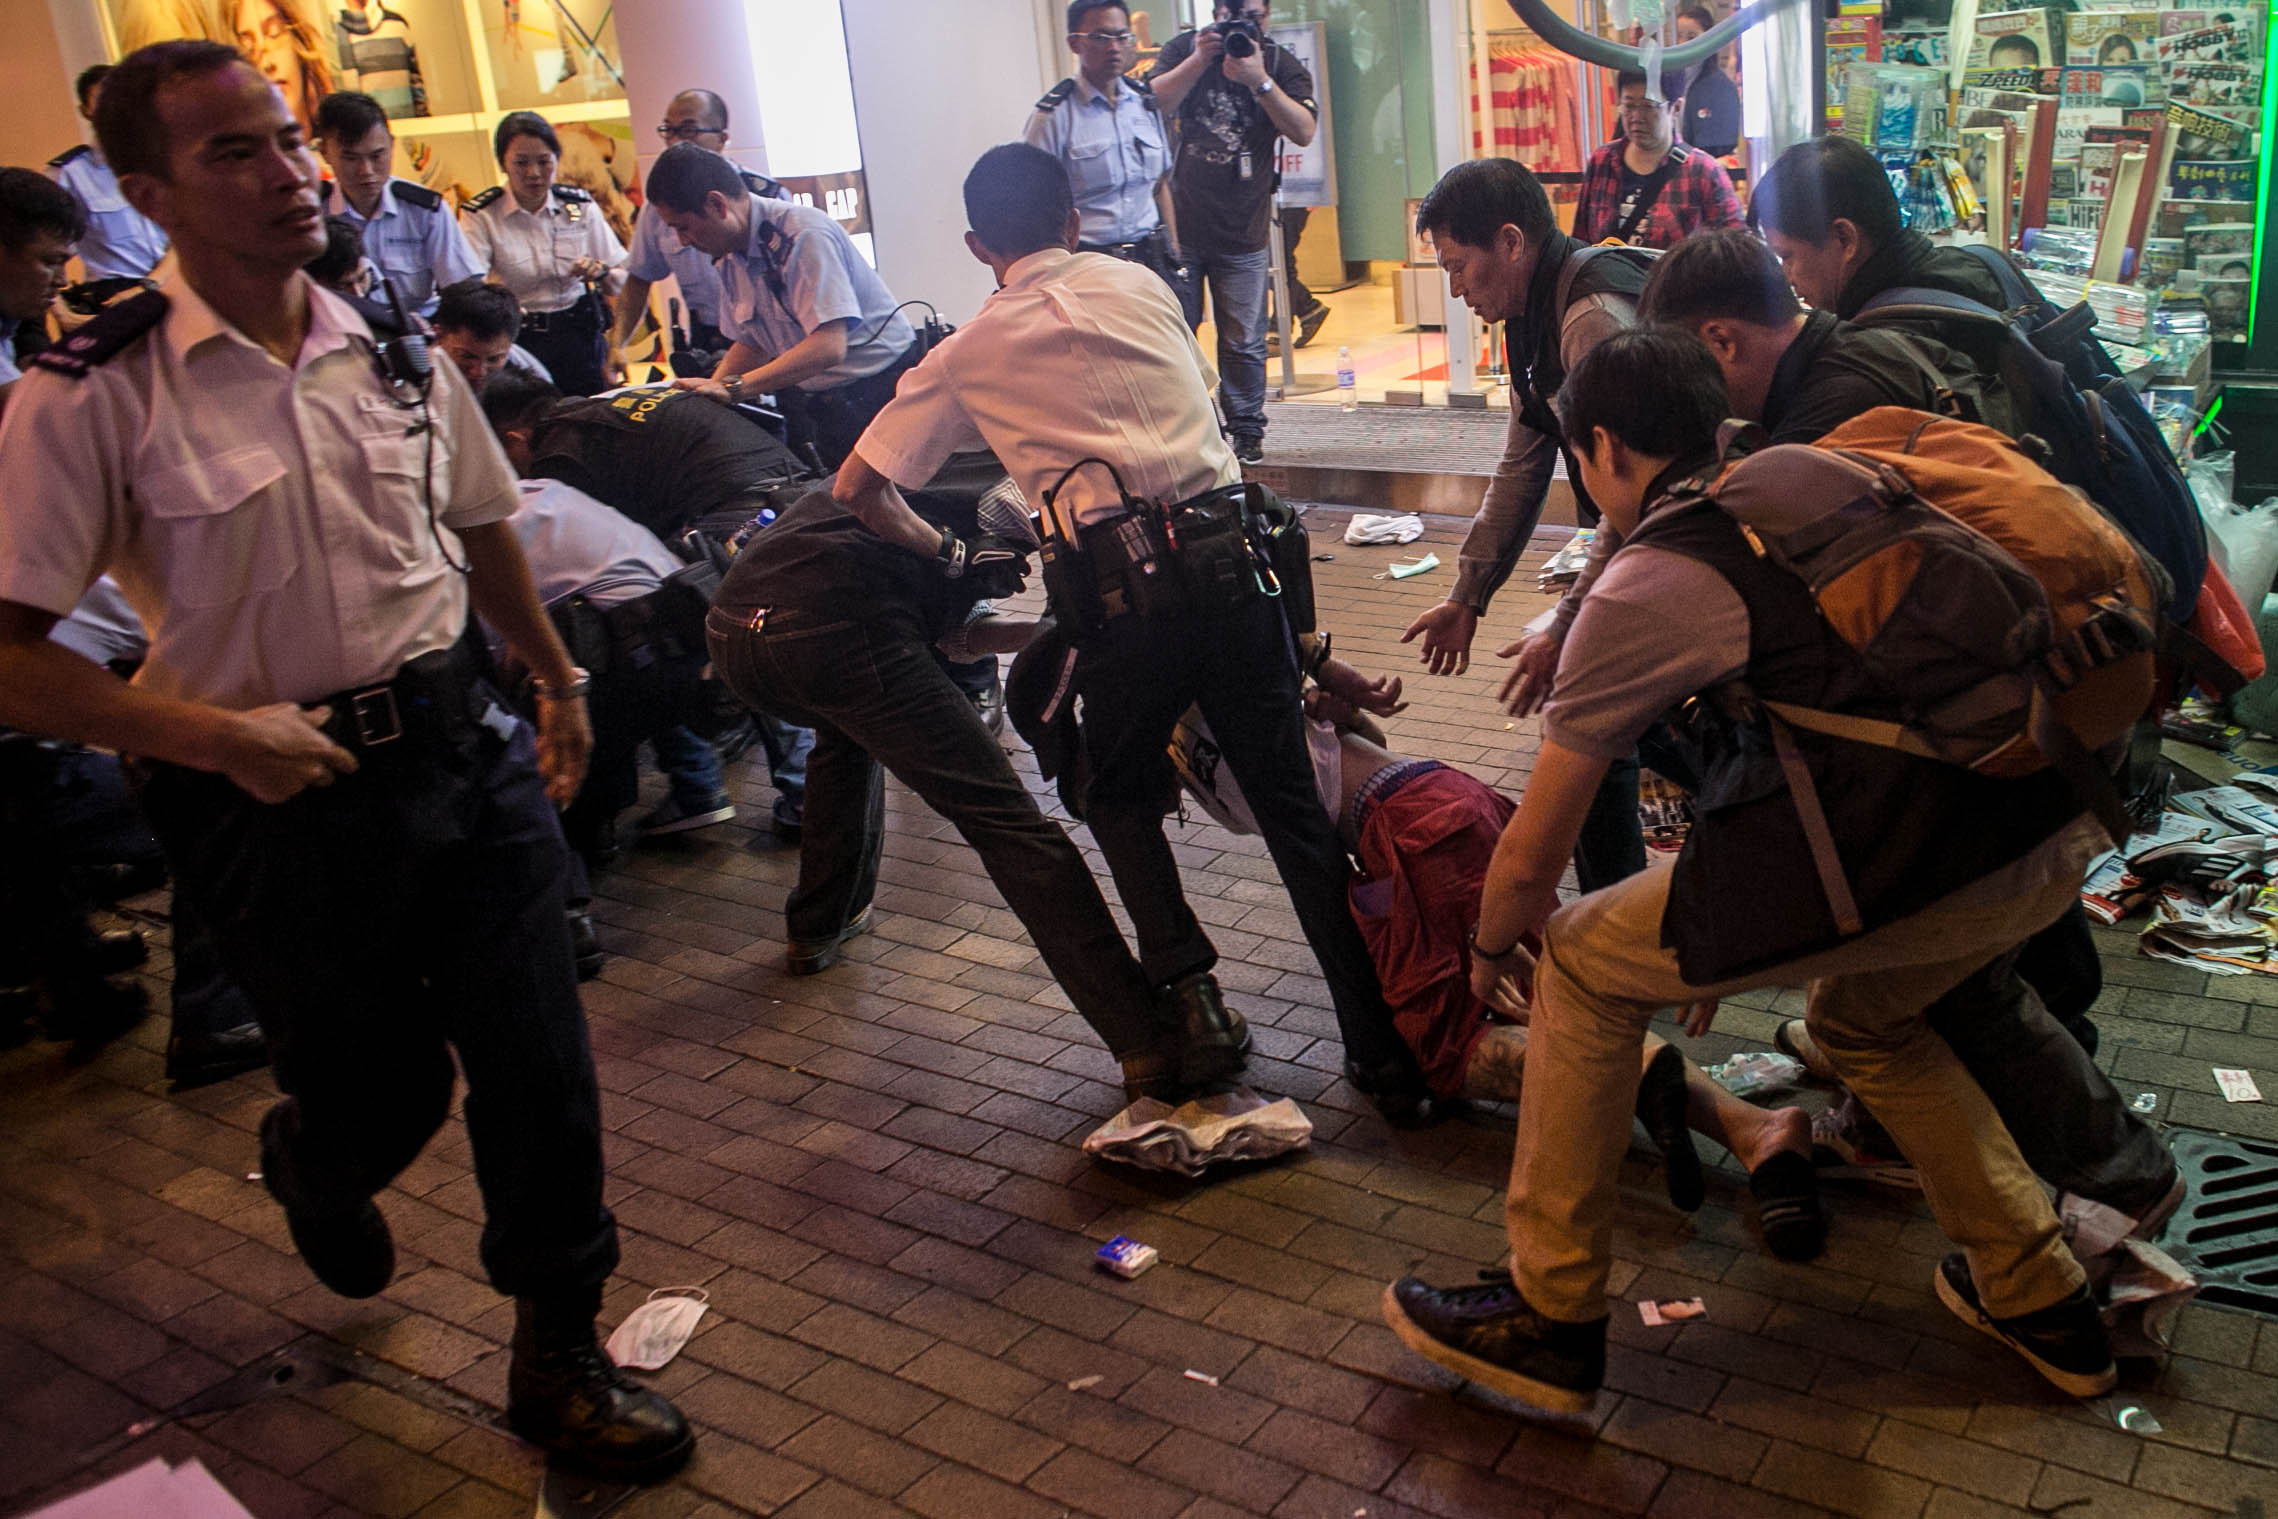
left=1508, top=814, right=2104, bottom=1323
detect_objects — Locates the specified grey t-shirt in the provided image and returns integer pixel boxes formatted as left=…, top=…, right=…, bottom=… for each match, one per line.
left=1540, top=540, right=1748, bottom=759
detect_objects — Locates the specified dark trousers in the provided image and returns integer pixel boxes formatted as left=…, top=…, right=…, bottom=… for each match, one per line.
left=707, top=605, right=1160, bottom=1059
left=521, top=298, right=610, bottom=396
left=789, top=342, right=922, bottom=472
left=1075, top=590, right=1413, bottom=1076
left=557, top=640, right=711, bottom=873
left=1926, top=930, right=2173, bottom=1217
left=1279, top=205, right=1318, bottom=316
left=1079, top=232, right=1185, bottom=299
left=139, top=719, right=616, bottom=1298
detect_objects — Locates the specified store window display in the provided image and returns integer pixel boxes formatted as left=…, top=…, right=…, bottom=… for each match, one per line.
left=229, top=0, right=337, bottom=128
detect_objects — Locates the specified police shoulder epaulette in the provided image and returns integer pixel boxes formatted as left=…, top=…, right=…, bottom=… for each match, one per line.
left=1035, top=78, right=1076, bottom=112
left=1133, top=76, right=1160, bottom=111
left=392, top=179, right=444, bottom=211
left=33, top=289, right=168, bottom=379
left=742, top=171, right=787, bottom=201
left=551, top=184, right=592, bottom=203
left=464, top=185, right=505, bottom=211
left=47, top=143, right=91, bottom=170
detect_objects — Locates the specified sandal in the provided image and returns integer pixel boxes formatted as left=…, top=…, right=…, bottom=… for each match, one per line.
left=1773, top=1018, right=1841, bottom=1084
left=1635, top=1043, right=1705, bottom=1213
left=1748, top=1150, right=1827, bottom=1262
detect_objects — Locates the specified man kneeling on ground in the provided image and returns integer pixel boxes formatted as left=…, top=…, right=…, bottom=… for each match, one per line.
left=1382, top=329, right=2114, bottom=1413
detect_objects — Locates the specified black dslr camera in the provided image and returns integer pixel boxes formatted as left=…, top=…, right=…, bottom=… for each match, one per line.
left=1207, top=17, right=1265, bottom=57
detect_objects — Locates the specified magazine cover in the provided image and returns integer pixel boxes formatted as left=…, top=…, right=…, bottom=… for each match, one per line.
left=2169, top=159, right=2257, bottom=200
left=2169, top=62, right=2257, bottom=108
left=2163, top=100, right=2249, bottom=159
left=2205, top=276, right=2249, bottom=341
left=2183, top=222, right=2257, bottom=259
left=1967, top=8, right=2066, bottom=72
left=2065, top=10, right=2160, bottom=67
left=2157, top=23, right=2258, bottom=68
left=2062, top=66, right=2154, bottom=106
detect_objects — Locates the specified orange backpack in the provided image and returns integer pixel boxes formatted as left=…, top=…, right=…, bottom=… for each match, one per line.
left=1697, top=407, right=2166, bottom=842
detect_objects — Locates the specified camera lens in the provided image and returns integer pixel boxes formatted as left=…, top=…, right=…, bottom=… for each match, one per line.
left=1224, top=30, right=1256, bottom=56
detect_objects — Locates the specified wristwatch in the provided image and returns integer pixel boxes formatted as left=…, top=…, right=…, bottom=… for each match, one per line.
left=722, top=373, right=745, bottom=401
left=1469, top=930, right=1517, bottom=960
left=1252, top=77, right=1275, bottom=98
left=534, top=666, right=592, bottom=701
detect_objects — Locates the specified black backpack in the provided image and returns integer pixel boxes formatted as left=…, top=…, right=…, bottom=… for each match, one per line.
left=1855, top=245, right=2207, bottom=629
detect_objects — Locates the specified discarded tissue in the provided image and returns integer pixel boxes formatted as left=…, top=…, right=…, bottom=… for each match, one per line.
left=1082, top=1086, right=1313, bottom=1176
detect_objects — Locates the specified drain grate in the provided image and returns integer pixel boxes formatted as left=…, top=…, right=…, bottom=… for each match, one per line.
left=2159, top=1130, right=2278, bottom=1319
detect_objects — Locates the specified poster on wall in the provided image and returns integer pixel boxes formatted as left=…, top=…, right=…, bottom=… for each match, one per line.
left=106, top=0, right=490, bottom=124
left=1267, top=20, right=1335, bottom=210
left=486, top=0, right=626, bottom=110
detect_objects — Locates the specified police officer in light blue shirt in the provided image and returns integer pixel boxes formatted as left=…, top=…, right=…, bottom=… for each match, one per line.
left=313, top=91, right=485, bottom=317
left=644, top=142, right=916, bottom=471
left=46, top=66, right=168, bottom=284
left=1024, top=0, right=1180, bottom=291
left=614, top=90, right=788, bottom=369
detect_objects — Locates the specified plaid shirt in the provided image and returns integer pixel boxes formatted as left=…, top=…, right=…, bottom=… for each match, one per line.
left=1571, top=141, right=1744, bottom=249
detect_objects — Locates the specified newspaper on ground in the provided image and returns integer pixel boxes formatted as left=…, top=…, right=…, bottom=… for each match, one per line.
left=1082, top=1086, right=1313, bottom=1175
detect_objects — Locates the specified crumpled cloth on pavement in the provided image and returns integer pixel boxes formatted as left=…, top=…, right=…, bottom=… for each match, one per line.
left=1344, top=513, right=1425, bottom=546
left=1082, top=1086, right=1313, bottom=1176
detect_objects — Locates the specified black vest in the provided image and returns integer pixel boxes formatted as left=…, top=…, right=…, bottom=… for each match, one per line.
left=1632, top=495, right=2082, bottom=983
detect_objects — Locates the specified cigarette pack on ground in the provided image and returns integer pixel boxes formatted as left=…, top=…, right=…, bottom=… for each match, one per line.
left=1096, top=1235, right=1159, bottom=1278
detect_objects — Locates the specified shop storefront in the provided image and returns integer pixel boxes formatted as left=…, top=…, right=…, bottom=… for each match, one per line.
left=14, top=0, right=2269, bottom=452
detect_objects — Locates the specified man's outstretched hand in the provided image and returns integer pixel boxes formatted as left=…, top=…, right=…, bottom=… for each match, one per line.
left=1401, top=600, right=1477, bottom=677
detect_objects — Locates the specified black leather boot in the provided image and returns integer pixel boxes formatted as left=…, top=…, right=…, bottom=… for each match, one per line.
left=507, top=1291, right=695, bottom=1483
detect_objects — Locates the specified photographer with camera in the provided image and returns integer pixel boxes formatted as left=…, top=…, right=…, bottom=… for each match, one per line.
left=1147, top=2, right=1317, bottom=465
left=1026, top=3, right=1182, bottom=296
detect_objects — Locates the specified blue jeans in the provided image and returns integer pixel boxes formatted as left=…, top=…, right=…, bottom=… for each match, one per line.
left=654, top=719, right=810, bottom=827
left=1186, top=246, right=1271, bottom=440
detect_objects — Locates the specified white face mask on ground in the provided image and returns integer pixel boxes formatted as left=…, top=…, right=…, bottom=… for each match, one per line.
left=603, top=1287, right=709, bottom=1370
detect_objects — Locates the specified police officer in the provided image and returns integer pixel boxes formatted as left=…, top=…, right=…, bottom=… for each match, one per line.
left=834, top=143, right=1427, bottom=1116
left=644, top=142, right=918, bottom=471
left=461, top=110, right=625, bottom=396
left=0, top=168, right=83, bottom=409
left=1025, top=2, right=1181, bottom=294
left=0, top=42, right=689, bottom=1483
left=47, top=65, right=170, bottom=289
left=613, top=89, right=784, bottom=374
left=313, top=90, right=484, bottom=317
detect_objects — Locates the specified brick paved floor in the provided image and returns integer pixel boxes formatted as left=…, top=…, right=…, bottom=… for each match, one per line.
left=5, top=508, right=2278, bottom=1519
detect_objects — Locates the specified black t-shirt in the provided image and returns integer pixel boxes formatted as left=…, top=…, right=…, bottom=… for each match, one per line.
left=526, top=386, right=807, bottom=540
left=1148, top=30, right=1317, bottom=256
left=1681, top=64, right=1740, bottom=158
left=712, top=486, right=978, bottom=640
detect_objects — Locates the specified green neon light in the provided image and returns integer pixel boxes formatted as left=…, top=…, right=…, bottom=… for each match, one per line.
left=2254, top=19, right=2276, bottom=346
left=2196, top=393, right=2225, bottom=436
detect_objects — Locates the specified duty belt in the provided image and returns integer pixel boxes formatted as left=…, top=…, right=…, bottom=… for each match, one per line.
left=311, top=641, right=499, bottom=757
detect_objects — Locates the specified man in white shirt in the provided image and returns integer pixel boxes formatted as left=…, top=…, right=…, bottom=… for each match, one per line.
left=0, top=168, right=83, bottom=409
left=830, top=143, right=1423, bottom=1115
left=0, top=42, right=689, bottom=1484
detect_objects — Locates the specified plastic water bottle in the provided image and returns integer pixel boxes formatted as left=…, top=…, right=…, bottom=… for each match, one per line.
left=1337, top=345, right=1356, bottom=412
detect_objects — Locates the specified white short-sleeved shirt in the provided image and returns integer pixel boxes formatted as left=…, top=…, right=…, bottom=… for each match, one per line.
left=856, top=248, right=1233, bottom=539
left=460, top=186, right=626, bottom=314
left=47, top=147, right=169, bottom=281
left=626, top=201, right=725, bottom=329
left=0, top=319, right=20, bottom=388
left=324, top=179, right=487, bottom=315
left=716, top=198, right=914, bottom=390
left=0, top=277, right=520, bottom=710
left=505, top=478, right=680, bottom=610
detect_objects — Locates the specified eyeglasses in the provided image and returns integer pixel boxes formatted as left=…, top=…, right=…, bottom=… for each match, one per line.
left=656, top=121, right=724, bottom=140
left=1072, top=29, right=1135, bottom=43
